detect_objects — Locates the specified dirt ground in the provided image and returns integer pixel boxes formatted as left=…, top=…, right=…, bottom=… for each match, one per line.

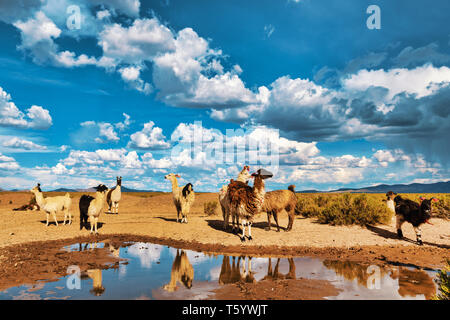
left=0, top=191, right=449, bottom=298
left=1, top=192, right=449, bottom=267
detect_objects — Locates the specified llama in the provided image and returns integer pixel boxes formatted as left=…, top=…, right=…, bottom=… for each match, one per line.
left=263, top=185, right=297, bottom=232
left=163, top=249, right=194, bottom=292
left=394, top=195, right=438, bottom=245
left=227, top=168, right=273, bottom=241
left=13, top=195, right=40, bottom=211
left=164, top=173, right=195, bottom=223
left=219, top=165, right=251, bottom=231
left=106, top=176, right=122, bottom=214
left=30, top=183, right=72, bottom=226
left=79, top=184, right=108, bottom=234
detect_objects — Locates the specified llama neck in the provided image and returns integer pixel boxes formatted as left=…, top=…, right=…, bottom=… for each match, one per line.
left=95, top=191, right=105, bottom=203
left=33, top=191, right=45, bottom=207
left=170, top=178, right=179, bottom=193
left=252, top=176, right=266, bottom=201
left=237, top=171, right=248, bottom=182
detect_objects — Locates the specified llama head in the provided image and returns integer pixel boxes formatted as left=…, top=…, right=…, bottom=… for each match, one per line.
left=164, top=173, right=180, bottom=182
left=420, top=198, right=434, bottom=221
left=95, top=184, right=108, bottom=193
left=386, top=191, right=397, bottom=200
left=30, top=183, right=42, bottom=193
left=251, top=168, right=273, bottom=180
left=116, top=176, right=122, bottom=186
left=238, top=165, right=252, bottom=182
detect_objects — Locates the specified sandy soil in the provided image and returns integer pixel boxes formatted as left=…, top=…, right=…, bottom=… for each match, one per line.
left=1, top=192, right=449, bottom=269
left=0, top=191, right=448, bottom=298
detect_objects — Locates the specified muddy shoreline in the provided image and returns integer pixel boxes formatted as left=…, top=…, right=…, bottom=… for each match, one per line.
left=0, top=233, right=448, bottom=294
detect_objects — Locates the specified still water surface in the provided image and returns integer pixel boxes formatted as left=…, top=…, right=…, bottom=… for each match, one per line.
left=0, top=241, right=438, bottom=300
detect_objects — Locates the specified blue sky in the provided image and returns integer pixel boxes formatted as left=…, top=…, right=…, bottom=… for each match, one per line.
left=0, top=0, right=449, bottom=191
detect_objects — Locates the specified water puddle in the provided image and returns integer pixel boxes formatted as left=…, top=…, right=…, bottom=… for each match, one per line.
left=0, top=241, right=439, bottom=300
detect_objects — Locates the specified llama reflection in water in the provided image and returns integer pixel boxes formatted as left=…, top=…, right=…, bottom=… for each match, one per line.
left=163, top=249, right=194, bottom=292
left=219, top=256, right=297, bottom=285
left=323, top=260, right=436, bottom=299
left=263, top=258, right=296, bottom=281
left=219, top=256, right=256, bottom=284
left=81, top=269, right=105, bottom=296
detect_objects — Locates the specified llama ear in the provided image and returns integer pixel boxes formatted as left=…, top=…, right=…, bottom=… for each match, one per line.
left=175, top=174, right=180, bottom=178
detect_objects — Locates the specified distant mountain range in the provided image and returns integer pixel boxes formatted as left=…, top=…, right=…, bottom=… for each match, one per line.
left=1, top=181, right=449, bottom=193
left=298, top=181, right=450, bottom=193
left=49, top=186, right=157, bottom=193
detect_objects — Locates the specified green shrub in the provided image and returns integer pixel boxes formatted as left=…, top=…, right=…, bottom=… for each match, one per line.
left=296, top=193, right=392, bottom=226
left=296, top=195, right=322, bottom=217
left=433, top=260, right=450, bottom=300
left=204, top=201, right=218, bottom=216
left=317, top=193, right=392, bottom=226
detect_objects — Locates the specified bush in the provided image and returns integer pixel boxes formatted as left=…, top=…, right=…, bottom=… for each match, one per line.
left=433, top=260, right=450, bottom=300
left=317, top=194, right=392, bottom=226
left=296, top=196, right=322, bottom=217
left=296, top=193, right=393, bottom=226
left=204, top=201, right=218, bottom=216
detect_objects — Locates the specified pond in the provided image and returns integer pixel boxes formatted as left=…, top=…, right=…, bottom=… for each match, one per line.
left=0, top=241, right=439, bottom=300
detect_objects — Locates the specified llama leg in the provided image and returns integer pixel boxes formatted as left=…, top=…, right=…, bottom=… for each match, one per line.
left=414, top=226, right=423, bottom=245
left=247, top=222, right=253, bottom=240
left=265, top=213, right=272, bottom=231
left=46, top=212, right=50, bottom=226
left=273, top=211, right=280, bottom=232
left=95, top=217, right=99, bottom=234
left=66, top=209, right=71, bottom=225
left=223, top=208, right=229, bottom=229
left=52, top=211, right=58, bottom=226
left=241, top=220, right=246, bottom=242
left=182, top=210, right=187, bottom=223
left=396, top=215, right=404, bottom=238
left=116, top=202, right=119, bottom=214
left=90, top=217, right=94, bottom=234
left=287, top=208, right=294, bottom=231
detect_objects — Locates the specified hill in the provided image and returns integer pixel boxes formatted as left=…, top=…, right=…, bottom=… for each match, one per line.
left=298, top=181, right=450, bottom=193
